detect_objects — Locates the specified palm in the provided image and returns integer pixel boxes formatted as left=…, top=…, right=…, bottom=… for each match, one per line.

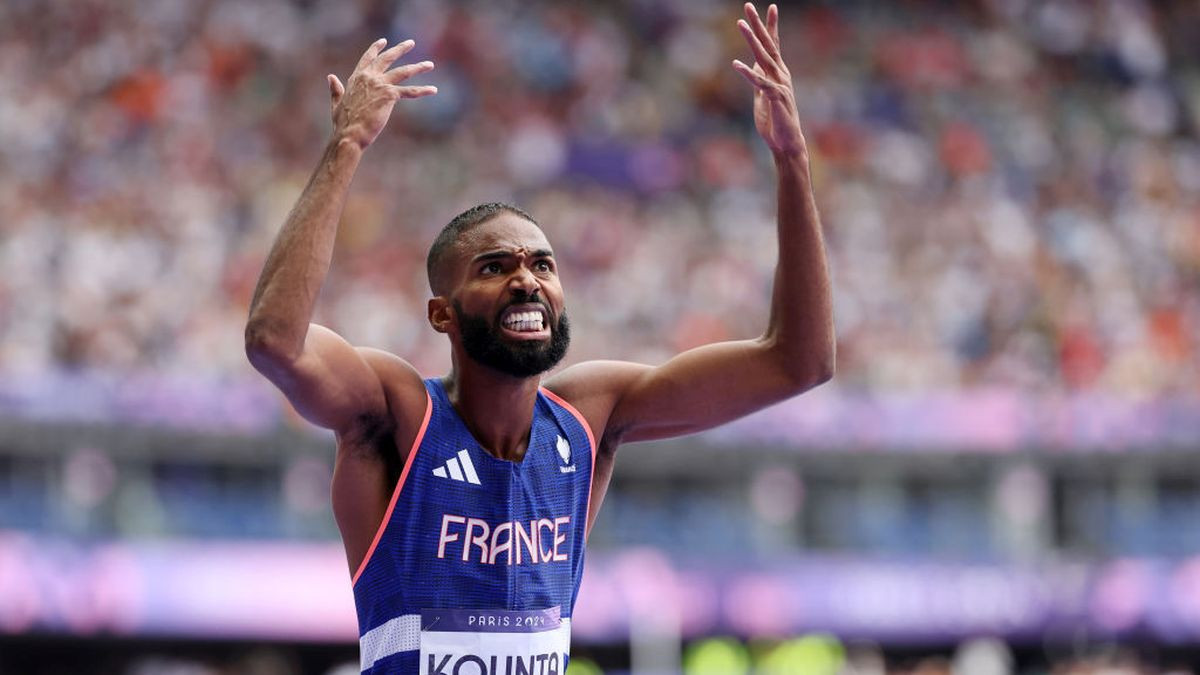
left=734, top=4, right=807, bottom=158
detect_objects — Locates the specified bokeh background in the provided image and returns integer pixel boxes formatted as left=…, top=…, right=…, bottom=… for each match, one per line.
left=2, top=0, right=1200, bottom=673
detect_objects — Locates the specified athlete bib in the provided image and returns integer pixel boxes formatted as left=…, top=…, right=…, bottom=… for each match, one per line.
left=419, top=607, right=570, bottom=675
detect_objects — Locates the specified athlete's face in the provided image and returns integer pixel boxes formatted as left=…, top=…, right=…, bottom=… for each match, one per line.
left=437, top=213, right=570, bottom=378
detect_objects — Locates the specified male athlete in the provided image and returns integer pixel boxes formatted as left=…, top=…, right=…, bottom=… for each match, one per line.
left=245, top=4, right=831, bottom=673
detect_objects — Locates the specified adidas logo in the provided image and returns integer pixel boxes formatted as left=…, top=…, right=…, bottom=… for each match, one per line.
left=432, top=449, right=482, bottom=485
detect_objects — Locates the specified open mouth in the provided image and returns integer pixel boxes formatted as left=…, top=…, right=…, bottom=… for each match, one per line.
left=499, top=304, right=550, bottom=338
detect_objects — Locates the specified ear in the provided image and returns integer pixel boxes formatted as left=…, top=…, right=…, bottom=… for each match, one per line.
left=428, top=297, right=454, bottom=334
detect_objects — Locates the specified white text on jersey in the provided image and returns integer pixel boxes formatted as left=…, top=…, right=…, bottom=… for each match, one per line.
left=437, top=514, right=571, bottom=565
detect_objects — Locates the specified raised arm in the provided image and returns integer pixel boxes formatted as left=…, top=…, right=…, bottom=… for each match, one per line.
left=550, top=3, right=833, bottom=443
left=244, top=39, right=436, bottom=433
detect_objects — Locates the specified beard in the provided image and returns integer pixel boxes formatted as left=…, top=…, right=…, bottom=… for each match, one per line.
left=454, top=299, right=571, bottom=378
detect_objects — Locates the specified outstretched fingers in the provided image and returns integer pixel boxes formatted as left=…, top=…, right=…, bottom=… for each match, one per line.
left=733, top=4, right=804, bottom=156
left=356, top=38, right=388, bottom=72
left=738, top=3, right=785, bottom=78
left=767, top=3, right=780, bottom=48
left=392, top=84, right=438, bottom=99
left=732, top=59, right=776, bottom=95
left=329, top=37, right=437, bottom=147
left=383, top=54, right=436, bottom=98
left=744, top=4, right=780, bottom=61
left=373, top=39, right=416, bottom=72
left=737, top=22, right=780, bottom=81
left=385, top=59, right=435, bottom=85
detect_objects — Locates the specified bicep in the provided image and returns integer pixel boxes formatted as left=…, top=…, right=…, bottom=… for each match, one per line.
left=247, top=323, right=397, bottom=432
left=610, top=339, right=802, bottom=442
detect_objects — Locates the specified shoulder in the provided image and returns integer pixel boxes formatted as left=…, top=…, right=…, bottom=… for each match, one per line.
left=542, top=360, right=651, bottom=445
left=543, top=360, right=650, bottom=402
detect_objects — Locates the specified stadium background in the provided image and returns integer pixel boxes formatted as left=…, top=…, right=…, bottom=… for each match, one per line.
left=2, top=0, right=1200, bottom=672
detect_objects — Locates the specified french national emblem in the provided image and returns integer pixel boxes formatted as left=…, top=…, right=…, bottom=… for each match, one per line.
left=556, top=436, right=575, bottom=474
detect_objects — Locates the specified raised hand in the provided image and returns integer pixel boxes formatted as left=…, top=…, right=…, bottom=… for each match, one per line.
left=732, top=3, right=806, bottom=159
left=328, top=38, right=437, bottom=150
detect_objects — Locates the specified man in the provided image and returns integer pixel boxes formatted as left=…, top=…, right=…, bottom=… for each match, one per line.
left=245, top=3, right=832, bottom=673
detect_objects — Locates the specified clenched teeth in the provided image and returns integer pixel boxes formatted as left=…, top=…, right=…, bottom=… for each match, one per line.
left=502, top=311, right=545, bottom=332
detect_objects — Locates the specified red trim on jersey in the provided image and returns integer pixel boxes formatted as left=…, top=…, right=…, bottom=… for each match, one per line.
left=540, top=387, right=598, bottom=540
left=352, top=389, right=433, bottom=586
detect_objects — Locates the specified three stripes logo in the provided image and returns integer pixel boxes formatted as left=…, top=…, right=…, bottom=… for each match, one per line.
left=432, top=449, right=482, bottom=485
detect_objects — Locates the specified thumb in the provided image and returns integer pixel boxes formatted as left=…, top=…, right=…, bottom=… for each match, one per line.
left=328, top=74, right=345, bottom=104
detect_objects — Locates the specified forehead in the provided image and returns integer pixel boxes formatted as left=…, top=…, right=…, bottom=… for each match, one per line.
left=458, top=212, right=552, bottom=257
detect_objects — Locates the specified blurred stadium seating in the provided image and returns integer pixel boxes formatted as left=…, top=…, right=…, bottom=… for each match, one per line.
left=1, top=0, right=1199, bottom=672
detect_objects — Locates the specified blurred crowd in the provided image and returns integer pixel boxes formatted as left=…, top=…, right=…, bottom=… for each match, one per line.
left=2, top=3, right=1199, bottom=670
left=1, top=0, right=1198, bottom=398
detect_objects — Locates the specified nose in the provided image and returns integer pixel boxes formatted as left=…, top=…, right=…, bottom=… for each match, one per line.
left=508, top=264, right=540, bottom=298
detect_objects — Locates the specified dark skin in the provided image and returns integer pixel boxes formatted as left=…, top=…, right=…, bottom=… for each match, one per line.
left=245, top=3, right=834, bottom=575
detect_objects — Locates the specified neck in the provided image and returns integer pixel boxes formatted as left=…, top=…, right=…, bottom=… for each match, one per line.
left=443, top=358, right=541, bottom=462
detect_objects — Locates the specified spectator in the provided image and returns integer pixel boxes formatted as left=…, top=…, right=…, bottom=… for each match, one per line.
left=0, top=0, right=1196, bottom=402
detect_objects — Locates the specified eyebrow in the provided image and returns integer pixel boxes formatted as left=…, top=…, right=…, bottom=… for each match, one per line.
left=471, top=248, right=555, bottom=264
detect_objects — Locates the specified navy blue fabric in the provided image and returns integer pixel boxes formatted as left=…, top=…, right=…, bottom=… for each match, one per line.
left=354, top=378, right=593, bottom=674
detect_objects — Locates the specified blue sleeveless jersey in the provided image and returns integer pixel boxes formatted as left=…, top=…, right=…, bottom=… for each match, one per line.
left=352, top=378, right=596, bottom=674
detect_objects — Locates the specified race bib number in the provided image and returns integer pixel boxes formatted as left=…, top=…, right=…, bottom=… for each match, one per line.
left=419, top=607, right=570, bottom=675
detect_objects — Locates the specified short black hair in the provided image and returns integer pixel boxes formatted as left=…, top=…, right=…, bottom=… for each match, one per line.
left=426, top=202, right=538, bottom=295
